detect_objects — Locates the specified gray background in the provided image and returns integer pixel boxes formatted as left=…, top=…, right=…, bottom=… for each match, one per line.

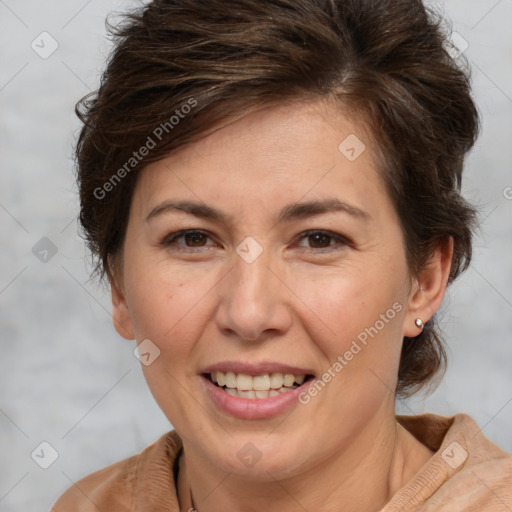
left=0, top=0, right=511, bottom=510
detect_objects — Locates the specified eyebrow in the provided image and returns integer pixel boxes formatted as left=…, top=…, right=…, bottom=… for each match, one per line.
left=146, top=200, right=227, bottom=223
left=277, top=198, right=369, bottom=222
left=146, top=198, right=369, bottom=224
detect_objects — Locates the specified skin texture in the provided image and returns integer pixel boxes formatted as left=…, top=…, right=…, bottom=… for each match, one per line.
left=111, top=99, right=453, bottom=512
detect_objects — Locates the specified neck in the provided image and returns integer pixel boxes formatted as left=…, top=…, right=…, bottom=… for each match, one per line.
left=177, top=414, right=433, bottom=512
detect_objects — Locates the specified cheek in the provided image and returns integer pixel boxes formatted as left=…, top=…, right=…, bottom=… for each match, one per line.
left=290, top=271, right=407, bottom=439
left=291, top=262, right=407, bottom=378
left=298, top=265, right=403, bottom=328
left=125, top=263, right=189, bottom=337
left=124, top=266, right=221, bottom=427
left=124, top=261, right=224, bottom=368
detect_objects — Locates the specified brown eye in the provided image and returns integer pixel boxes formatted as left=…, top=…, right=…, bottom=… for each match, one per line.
left=161, top=229, right=215, bottom=249
left=294, top=230, right=349, bottom=251
left=184, top=232, right=208, bottom=247
left=307, top=232, right=333, bottom=248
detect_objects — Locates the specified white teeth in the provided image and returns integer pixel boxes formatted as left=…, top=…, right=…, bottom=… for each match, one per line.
left=283, top=374, right=295, bottom=387
left=236, top=373, right=253, bottom=391
left=253, top=374, right=271, bottom=390
left=216, top=372, right=225, bottom=387
left=224, top=372, right=237, bottom=388
left=295, top=375, right=305, bottom=385
left=238, top=389, right=256, bottom=399
left=270, top=373, right=284, bottom=389
left=210, top=370, right=309, bottom=398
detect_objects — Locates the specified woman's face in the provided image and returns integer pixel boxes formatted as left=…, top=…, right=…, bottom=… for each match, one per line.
left=113, top=100, right=426, bottom=479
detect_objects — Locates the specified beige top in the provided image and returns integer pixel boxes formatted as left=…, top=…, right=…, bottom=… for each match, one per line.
left=52, top=414, right=512, bottom=511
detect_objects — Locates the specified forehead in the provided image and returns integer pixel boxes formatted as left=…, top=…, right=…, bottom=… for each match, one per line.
left=131, top=99, right=388, bottom=219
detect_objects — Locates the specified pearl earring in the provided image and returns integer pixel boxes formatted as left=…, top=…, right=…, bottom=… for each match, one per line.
left=415, top=318, right=424, bottom=330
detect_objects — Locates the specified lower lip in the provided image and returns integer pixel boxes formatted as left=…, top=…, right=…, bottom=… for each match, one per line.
left=202, top=376, right=312, bottom=420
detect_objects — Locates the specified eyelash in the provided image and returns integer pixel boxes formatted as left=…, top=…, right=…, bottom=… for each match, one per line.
left=160, top=229, right=351, bottom=253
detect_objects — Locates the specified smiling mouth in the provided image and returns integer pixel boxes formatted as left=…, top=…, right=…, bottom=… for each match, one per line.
left=205, top=371, right=314, bottom=399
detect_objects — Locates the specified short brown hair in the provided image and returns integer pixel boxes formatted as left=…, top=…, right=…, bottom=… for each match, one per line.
left=75, top=0, right=479, bottom=396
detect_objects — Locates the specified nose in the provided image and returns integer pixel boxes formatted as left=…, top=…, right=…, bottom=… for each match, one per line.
left=214, top=252, right=293, bottom=342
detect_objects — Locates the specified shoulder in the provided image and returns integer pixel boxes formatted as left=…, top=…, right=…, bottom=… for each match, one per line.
left=388, top=413, right=512, bottom=511
left=51, top=431, right=182, bottom=512
left=397, top=412, right=510, bottom=461
left=434, top=414, right=512, bottom=509
left=51, top=456, right=136, bottom=512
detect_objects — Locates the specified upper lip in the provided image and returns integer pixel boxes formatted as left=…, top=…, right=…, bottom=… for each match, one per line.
left=201, top=361, right=315, bottom=376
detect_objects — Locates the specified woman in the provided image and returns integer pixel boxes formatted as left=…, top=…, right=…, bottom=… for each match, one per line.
left=52, top=0, right=512, bottom=510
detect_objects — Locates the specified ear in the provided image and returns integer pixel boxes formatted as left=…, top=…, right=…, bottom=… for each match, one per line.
left=109, top=257, right=135, bottom=340
left=403, top=237, right=453, bottom=338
